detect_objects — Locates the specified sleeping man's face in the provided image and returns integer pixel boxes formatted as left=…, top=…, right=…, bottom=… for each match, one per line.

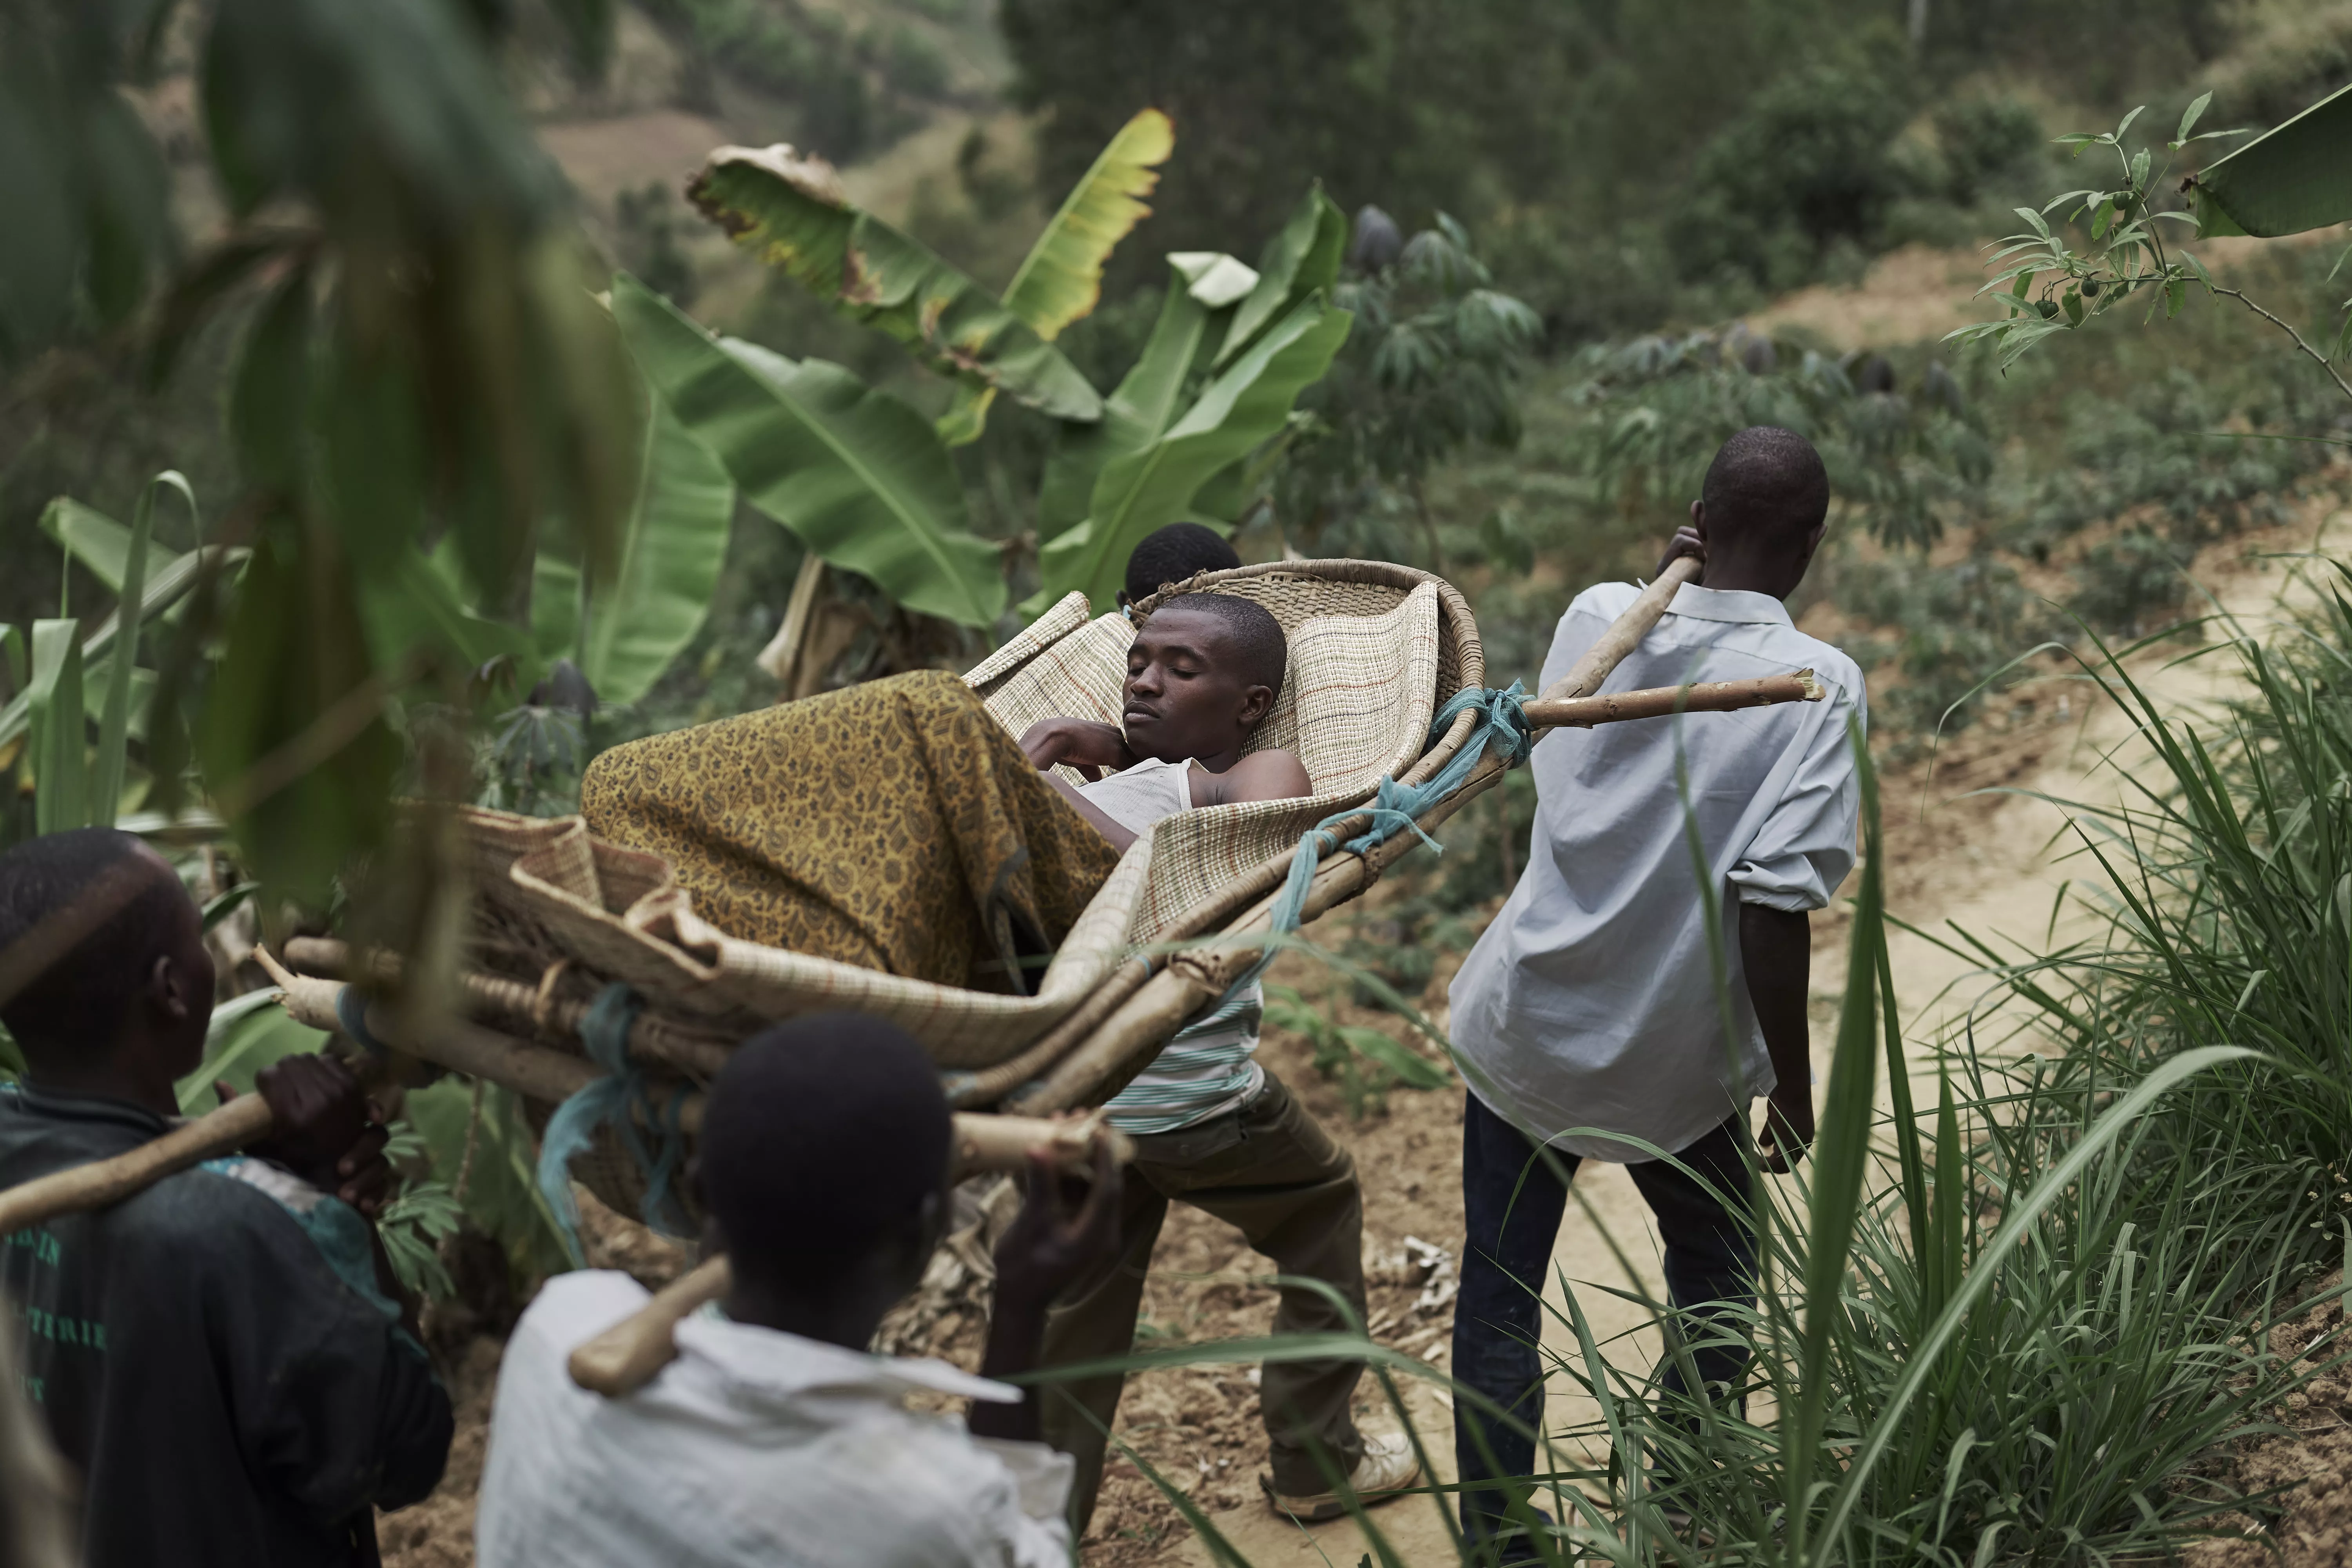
left=1120, top=606, right=1276, bottom=766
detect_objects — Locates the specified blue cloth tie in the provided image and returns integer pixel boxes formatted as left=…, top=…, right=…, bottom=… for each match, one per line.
left=1217, top=683, right=1535, bottom=998
left=534, top=982, right=694, bottom=1264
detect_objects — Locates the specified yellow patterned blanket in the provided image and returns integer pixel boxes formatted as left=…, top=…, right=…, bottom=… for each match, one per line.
left=579, top=670, right=1120, bottom=994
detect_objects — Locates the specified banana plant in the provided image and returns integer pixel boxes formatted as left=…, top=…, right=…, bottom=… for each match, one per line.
left=527, top=394, right=736, bottom=709
left=10, top=474, right=214, bottom=838
left=938, top=107, right=1178, bottom=443
left=1036, top=289, right=1352, bottom=611
left=1033, top=187, right=1354, bottom=610
left=686, top=145, right=1106, bottom=437
left=683, top=104, right=1360, bottom=621
left=614, top=276, right=1006, bottom=628
left=1034, top=250, right=1262, bottom=541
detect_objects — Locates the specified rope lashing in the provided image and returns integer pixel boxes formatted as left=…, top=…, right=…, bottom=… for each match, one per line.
left=334, top=984, right=390, bottom=1058
left=1218, top=682, right=1535, bottom=998
left=535, top=982, right=695, bottom=1264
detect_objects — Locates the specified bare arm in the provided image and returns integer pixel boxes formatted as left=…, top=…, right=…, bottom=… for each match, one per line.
left=1189, top=749, right=1313, bottom=808
left=1740, top=901, right=1815, bottom=1173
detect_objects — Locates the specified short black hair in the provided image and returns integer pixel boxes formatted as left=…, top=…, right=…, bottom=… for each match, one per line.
left=0, top=829, right=188, bottom=1053
left=699, top=1013, right=951, bottom=1278
left=1151, top=593, right=1288, bottom=702
left=1702, top=426, right=1830, bottom=544
left=1123, top=523, right=1241, bottom=605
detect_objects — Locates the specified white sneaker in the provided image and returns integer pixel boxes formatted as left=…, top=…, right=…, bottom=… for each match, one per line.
left=1262, top=1430, right=1422, bottom=1521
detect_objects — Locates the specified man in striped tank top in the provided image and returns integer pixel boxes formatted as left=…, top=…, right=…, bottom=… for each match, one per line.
left=1017, top=583, right=1421, bottom=1531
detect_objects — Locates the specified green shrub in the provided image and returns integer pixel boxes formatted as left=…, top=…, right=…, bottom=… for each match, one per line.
left=1667, top=61, right=1919, bottom=288
left=2008, top=368, right=2326, bottom=557
left=1933, top=94, right=2045, bottom=204
left=1834, top=553, right=2053, bottom=744
left=2067, top=529, right=2196, bottom=638
left=638, top=0, right=878, bottom=160
left=880, top=24, right=951, bottom=98
left=1569, top=336, right=1992, bottom=551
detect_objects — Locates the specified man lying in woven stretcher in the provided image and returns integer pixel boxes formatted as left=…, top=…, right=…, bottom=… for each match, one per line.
left=579, top=581, right=1418, bottom=1525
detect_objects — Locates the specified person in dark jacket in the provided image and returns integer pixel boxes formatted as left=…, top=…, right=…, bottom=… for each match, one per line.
left=0, top=828, right=451, bottom=1566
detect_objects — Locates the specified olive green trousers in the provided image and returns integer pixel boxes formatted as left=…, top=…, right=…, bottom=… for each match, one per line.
left=1037, top=1069, right=1369, bottom=1530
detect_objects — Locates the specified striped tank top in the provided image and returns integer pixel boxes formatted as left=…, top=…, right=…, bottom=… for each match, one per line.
left=1075, top=759, right=1265, bottom=1134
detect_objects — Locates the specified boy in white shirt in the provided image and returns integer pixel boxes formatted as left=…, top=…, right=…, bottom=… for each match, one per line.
left=1446, top=427, right=1865, bottom=1558
left=476, top=1013, right=1120, bottom=1568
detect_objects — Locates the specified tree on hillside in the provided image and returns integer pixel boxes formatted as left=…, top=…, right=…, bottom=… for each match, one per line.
left=1000, top=0, right=1381, bottom=264
left=1001, top=0, right=1915, bottom=303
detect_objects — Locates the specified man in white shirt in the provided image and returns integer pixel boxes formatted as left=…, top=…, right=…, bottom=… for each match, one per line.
left=1445, top=427, right=1864, bottom=1558
left=475, top=1012, right=1120, bottom=1568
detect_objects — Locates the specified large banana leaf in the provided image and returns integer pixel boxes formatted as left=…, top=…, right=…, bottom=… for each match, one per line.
left=532, top=551, right=583, bottom=670
left=576, top=397, right=735, bottom=707
left=1036, top=253, right=1257, bottom=541
left=1216, top=187, right=1348, bottom=368
left=1041, top=294, right=1352, bottom=611
left=613, top=276, right=1006, bottom=628
left=939, top=107, right=1177, bottom=446
left=0, top=543, right=245, bottom=753
left=2189, top=81, right=2352, bottom=237
left=1004, top=108, right=1176, bottom=341
left=687, top=146, right=1103, bottom=427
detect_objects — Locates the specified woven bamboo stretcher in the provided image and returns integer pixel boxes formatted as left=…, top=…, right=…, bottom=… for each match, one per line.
left=276, top=557, right=1816, bottom=1228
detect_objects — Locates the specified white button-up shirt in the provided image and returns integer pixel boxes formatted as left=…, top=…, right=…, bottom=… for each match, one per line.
left=476, top=1270, right=1076, bottom=1568
left=1449, top=581, right=1865, bottom=1160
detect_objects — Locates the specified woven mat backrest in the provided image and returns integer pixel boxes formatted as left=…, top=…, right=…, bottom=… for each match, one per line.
left=971, top=603, right=1134, bottom=785
left=968, top=581, right=1442, bottom=945
left=963, top=590, right=1094, bottom=693
left=973, top=577, right=1428, bottom=786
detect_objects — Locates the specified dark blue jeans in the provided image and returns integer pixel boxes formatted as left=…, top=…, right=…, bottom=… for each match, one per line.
left=1450, top=1094, right=1756, bottom=1548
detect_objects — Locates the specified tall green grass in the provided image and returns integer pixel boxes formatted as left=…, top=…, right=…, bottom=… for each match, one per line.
left=1934, top=562, right=2352, bottom=1249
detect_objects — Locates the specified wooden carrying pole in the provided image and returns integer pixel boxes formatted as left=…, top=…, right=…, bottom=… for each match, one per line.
left=568, top=1254, right=733, bottom=1397
left=0, top=979, right=1133, bottom=1241
left=0, top=1094, right=274, bottom=1236
left=1519, top=671, right=1820, bottom=730
left=1540, top=554, right=1699, bottom=701
left=272, top=969, right=1133, bottom=1175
